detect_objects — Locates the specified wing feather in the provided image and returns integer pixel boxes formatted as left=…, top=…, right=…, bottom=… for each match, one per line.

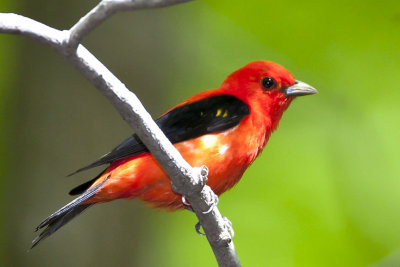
left=70, top=94, right=249, bottom=176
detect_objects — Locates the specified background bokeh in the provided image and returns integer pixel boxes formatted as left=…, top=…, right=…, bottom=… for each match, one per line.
left=1, top=0, right=400, bottom=266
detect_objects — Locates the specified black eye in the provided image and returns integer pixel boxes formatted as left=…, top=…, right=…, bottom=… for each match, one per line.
left=261, top=77, right=276, bottom=90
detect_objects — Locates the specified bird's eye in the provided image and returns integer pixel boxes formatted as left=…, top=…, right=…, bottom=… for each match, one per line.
left=261, top=77, right=276, bottom=90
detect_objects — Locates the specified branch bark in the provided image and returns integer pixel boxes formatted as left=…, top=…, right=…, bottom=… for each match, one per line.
left=0, top=1, right=241, bottom=266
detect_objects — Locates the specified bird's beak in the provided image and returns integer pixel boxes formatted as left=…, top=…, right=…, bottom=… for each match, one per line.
left=284, top=80, right=318, bottom=97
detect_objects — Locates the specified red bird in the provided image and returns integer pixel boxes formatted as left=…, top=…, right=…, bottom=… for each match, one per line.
left=32, top=61, right=317, bottom=247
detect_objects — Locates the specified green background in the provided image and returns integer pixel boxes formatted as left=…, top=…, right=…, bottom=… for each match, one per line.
left=1, top=0, right=400, bottom=266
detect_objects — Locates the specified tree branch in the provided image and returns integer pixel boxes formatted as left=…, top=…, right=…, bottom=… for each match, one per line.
left=0, top=1, right=241, bottom=266
left=67, top=0, right=192, bottom=50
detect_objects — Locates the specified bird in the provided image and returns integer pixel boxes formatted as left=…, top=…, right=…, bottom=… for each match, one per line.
left=31, top=60, right=317, bottom=248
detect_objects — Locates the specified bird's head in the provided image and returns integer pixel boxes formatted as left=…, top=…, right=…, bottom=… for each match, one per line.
left=220, top=60, right=317, bottom=129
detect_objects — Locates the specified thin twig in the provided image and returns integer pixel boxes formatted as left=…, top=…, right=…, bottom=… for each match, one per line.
left=0, top=1, right=241, bottom=266
left=67, top=0, right=192, bottom=50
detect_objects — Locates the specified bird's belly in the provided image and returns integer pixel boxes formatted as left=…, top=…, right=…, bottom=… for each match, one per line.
left=88, top=127, right=261, bottom=209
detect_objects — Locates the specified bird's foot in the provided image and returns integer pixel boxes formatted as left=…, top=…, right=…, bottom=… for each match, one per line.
left=195, top=221, right=206, bottom=236
left=222, top=216, right=234, bottom=238
left=181, top=187, right=219, bottom=214
left=202, top=190, right=219, bottom=214
left=182, top=195, right=191, bottom=206
left=194, top=216, right=234, bottom=238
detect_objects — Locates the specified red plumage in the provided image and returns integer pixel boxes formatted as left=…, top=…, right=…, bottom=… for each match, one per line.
left=32, top=61, right=317, bottom=247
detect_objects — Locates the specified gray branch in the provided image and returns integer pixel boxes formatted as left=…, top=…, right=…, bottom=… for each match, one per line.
left=0, top=1, right=241, bottom=266
left=67, top=0, right=192, bottom=50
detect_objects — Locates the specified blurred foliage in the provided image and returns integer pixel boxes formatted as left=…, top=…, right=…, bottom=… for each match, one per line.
left=1, top=0, right=400, bottom=266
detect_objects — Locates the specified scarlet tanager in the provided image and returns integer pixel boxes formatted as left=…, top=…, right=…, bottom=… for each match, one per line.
left=32, top=61, right=317, bottom=247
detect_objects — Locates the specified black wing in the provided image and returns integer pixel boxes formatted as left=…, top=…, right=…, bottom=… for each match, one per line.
left=69, top=94, right=249, bottom=176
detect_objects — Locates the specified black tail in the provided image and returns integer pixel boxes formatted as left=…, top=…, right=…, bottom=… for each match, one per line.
left=31, top=175, right=110, bottom=249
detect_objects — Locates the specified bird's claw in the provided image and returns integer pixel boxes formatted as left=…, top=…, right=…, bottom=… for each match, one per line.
left=182, top=189, right=218, bottom=214
left=195, top=222, right=206, bottom=236
left=182, top=195, right=190, bottom=206
left=184, top=188, right=220, bottom=236
left=202, top=190, right=219, bottom=214
left=222, top=216, right=234, bottom=238
left=194, top=217, right=234, bottom=238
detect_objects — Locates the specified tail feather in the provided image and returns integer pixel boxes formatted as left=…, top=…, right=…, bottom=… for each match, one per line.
left=31, top=204, right=91, bottom=249
left=31, top=175, right=110, bottom=249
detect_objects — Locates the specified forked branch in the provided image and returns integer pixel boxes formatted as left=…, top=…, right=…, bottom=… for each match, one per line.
left=0, top=1, right=241, bottom=266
